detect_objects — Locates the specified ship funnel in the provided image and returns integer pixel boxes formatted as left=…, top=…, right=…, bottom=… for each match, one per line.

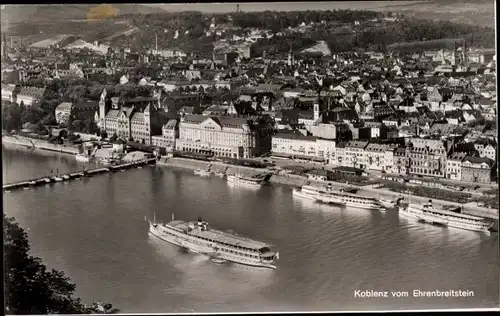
left=198, top=216, right=202, bottom=223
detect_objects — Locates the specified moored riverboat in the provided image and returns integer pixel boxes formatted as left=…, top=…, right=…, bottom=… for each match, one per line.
left=293, top=184, right=382, bottom=210
left=194, top=169, right=211, bottom=177
left=76, top=153, right=92, bottom=163
left=227, top=174, right=266, bottom=188
left=399, top=200, right=494, bottom=234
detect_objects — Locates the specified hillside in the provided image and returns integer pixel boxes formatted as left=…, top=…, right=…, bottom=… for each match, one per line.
left=380, top=0, right=495, bottom=28
left=1, top=4, right=160, bottom=25
left=1, top=5, right=494, bottom=54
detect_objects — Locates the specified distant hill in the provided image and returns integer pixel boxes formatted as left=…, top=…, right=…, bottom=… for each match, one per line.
left=1, top=4, right=160, bottom=25
left=380, top=0, right=494, bottom=28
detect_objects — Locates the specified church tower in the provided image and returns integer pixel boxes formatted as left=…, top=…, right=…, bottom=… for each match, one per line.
left=99, top=88, right=108, bottom=130
left=144, top=104, right=152, bottom=145
left=313, top=103, right=320, bottom=122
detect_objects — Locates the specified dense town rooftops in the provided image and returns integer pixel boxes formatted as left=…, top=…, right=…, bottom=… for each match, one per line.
left=273, top=133, right=318, bottom=141
left=346, top=140, right=369, bottom=149
left=462, top=156, right=495, bottom=167
left=18, top=87, right=46, bottom=98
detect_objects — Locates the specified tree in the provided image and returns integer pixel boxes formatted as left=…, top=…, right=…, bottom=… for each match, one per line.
left=101, top=130, right=108, bottom=140
left=110, top=133, right=118, bottom=142
left=21, top=107, right=45, bottom=125
left=2, top=103, right=23, bottom=132
left=67, top=115, right=74, bottom=132
left=4, top=214, right=118, bottom=314
left=84, top=117, right=99, bottom=135
left=72, top=120, right=85, bottom=133
left=59, top=129, right=68, bottom=139
left=41, top=113, right=57, bottom=126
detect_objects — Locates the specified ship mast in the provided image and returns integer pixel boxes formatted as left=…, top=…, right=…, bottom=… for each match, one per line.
left=153, top=212, right=156, bottom=223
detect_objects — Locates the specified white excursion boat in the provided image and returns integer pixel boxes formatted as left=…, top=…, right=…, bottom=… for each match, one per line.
left=75, top=153, right=91, bottom=163
left=227, top=174, right=266, bottom=187
left=194, top=169, right=211, bottom=177
left=148, top=214, right=279, bottom=269
left=53, top=176, right=64, bottom=182
left=214, top=171, right=226, bottom=178
left=380, top=197, right=396, bottom=209
left=62, top=175, right=70, bottom=180
left=293, top=185, right=382, bottom=210
left=399, top=200, right=494, bottom=234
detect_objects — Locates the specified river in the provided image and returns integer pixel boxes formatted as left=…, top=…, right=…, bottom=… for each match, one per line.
left=2, top=147, right=499, bottom=313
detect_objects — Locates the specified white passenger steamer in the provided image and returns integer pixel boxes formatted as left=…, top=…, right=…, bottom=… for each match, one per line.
left=148, top=214, right=279, bottom=269
left=293, top=184, right=382, bottom=210
left=399, top=200, right=494, bottom=234
left=194, top=169, right=211, bottom=177
left=227, top=174, right=266, bottom=188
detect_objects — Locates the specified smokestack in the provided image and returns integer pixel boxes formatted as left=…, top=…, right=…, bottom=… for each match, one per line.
left=155, top=33, right=158, bottom=53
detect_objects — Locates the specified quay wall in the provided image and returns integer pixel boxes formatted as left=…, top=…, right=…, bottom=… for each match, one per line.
left=2, top=135, right=80, bottom=155
left=158, top=157, right=499, bottom=220
left=158, top=157, right=267, bottom=177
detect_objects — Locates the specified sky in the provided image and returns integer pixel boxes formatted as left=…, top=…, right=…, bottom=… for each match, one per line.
left=145, top=1, right=418, bottom=13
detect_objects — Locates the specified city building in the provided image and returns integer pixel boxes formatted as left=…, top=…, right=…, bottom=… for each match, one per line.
left=16, top=86, right=46, bottom=107
left=407, top=138, right=448, bottom=178
left=446, top=152, right=466, bottom=181
left=344, top=140, right=369, bottom=169
left=1, top=84, right=20, bottom=103
left=461, top=156, right=496, bottom=184
left=364, top=143, right=398, bottom=172
left=151, top=119, right=179, bottom=152
left=272, top=133, right=318, bottom=160
left=473, top=138, right=497, bottom=162
left=176, top=114, right=273, bottom=158
left=96, top=88, right=164, bottom=144
left=392, top=147, right=409, bottom=176
left=55, top=101, right=99, bottom=125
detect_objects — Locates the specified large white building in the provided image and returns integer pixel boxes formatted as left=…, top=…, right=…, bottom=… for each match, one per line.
left=1, top=84, right=20, bottom=103
left=16, top=87, right=46, bottom=107
left=271, top=133, right=335, bottom=163
left=175, top=114, right=273, bottom=158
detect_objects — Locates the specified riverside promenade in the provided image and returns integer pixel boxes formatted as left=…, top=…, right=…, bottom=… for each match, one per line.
left=159, top=157, right=499, bottom=220
left=2, top=135, right=80, bottom=155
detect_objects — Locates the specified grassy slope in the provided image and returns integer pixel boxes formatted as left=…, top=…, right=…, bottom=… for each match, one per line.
left=1, top=2, right=494, bottom=48
left=379, top=0, right=494, bottom=28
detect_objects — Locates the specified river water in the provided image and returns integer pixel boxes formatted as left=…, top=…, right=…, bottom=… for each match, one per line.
left=2, top=147, right=499, bottom=313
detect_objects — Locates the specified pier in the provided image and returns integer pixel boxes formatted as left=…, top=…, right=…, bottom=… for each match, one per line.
left=3, top=158, right=157, bottom=192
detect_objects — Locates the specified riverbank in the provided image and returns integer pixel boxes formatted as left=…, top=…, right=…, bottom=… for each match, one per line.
left=158, top=157, right=499, bottom=220
left=2, top=135, right=80, bottom=155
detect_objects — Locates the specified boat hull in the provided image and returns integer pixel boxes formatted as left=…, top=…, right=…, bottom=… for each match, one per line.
left=399, top=207, right=491, bottom=233
left=292, top=189, right=317, bottom=200
left=76, top=155, right=91, bottom=163
left=194, top=169, right=211, bottom=177
left=380, top=201, right=396, bottom=209
left=227, top=175, right=263, bottom=188
left=295, top=188, right=382, bottom=210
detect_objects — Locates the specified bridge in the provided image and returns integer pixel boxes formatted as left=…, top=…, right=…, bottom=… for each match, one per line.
left=3, top=158, right=156, bottom=192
